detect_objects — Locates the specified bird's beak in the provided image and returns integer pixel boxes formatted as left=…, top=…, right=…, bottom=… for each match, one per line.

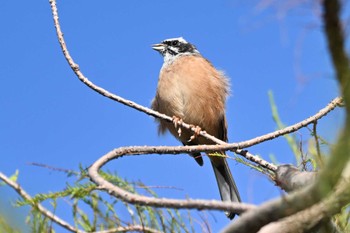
left=152, top=43, right=165, bottom=52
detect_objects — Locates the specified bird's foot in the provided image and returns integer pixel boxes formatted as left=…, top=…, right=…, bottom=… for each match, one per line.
left=172, top=116, right=183, bottom=137
left=188, top=125, right=202, bottom=142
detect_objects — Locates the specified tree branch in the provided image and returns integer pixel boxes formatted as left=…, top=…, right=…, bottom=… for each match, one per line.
left=48, top=0, right=342, bottom=174
left=0, top=172, right=163, bottom=233
left=237, top=96, right=342, bottom=149
left=0, top=172, right=80, bottom=232
left=258, top=179, right=350, bottom=233
left=323, top=0, right=350, bottom=102
left=88, top=147, right=256, bottom=214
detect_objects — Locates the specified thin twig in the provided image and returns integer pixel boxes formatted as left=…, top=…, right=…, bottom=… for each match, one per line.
left=237, top=96, right=342, bottom=149
left=135, top=184, right=184, bottom=191
left=28, top=162, right=79, bottom=175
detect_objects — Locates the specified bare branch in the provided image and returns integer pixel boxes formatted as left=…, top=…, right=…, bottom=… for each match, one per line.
left=86, top=126, right=337, bottom=218
left=48, top=0, right=342, bottom=174
left=88, top=147, right=256, bottom=215
left=48, top=0, right=218, bottom=146
left=237, top=96, right=342, bottom=149
left=27, top=162, right=78, bottom=175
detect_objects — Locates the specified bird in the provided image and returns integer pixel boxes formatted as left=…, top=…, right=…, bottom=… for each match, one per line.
left=151, top=37, right=241, bottom=219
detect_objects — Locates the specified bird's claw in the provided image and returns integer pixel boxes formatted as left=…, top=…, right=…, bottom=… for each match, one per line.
left=188, top=125, right=202, bottom=142
left=172, top=116, right=183, bottom=137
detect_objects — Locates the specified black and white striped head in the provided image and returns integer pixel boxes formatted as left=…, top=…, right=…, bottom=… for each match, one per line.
left=152, top=37, right=200, bottom=63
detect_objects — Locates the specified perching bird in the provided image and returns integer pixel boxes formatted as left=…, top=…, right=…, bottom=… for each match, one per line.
left=151, top=37, right=240, bottom=219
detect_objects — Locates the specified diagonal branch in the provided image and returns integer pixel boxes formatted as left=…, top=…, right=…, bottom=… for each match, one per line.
left=0, top=172, right=80, bottom=232
left=48, top=0, right=217, bottom=145
left=237, top=96, right=342, bottom=149
left=48, top=0, right=276, bottom=171
left=0, top=172, right=162, bottom=233
left=257, top=179, right=350, bottom=233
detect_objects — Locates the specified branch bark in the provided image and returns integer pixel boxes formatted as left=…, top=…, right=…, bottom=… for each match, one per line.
left=88, top=147, right=256, bottom=214
left=275, top=165, right=317, bottom=192
left=258, top=180, right=350, bottom=233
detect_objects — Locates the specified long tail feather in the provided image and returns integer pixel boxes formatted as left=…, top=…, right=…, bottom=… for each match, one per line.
left=210, top=155, right=240, bottom=219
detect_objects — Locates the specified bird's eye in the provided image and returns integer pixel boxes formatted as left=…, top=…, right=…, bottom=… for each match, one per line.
left=171, top=41, right=178, bottom=46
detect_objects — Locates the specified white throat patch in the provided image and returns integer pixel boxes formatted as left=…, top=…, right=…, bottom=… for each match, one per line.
left=162, top=52, right=193, bottom=68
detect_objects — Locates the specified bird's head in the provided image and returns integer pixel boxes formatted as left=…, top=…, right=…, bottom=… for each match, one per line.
left=152, top=37, right=199, bottom=63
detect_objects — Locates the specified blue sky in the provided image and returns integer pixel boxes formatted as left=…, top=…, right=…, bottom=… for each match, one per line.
left=0, top=1, right=346, bottom=232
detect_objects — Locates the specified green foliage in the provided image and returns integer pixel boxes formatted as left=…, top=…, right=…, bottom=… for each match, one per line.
left=13, top=167, right=206, bottom=233
left=334, top=204, right=350, bottom=232
left=268, top=91, right=301, bottom=162
left=268, top=90, right=318, bottom=171
left=0, top=214, right=21, bottom=233
left=0, top=170, right=19, bottom=186
left=27, top=208, right=55, bottom=233
left=268, top=91, right=349, bottom=232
